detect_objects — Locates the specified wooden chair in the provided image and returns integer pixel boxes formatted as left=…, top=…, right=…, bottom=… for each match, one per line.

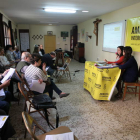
left=22, top=111, right=78, bottom=140
left=56, top=52, right=64, bottom=67
left=122, top=67, right=140, bottom=102
left=56, top=58, right=71, bottom=82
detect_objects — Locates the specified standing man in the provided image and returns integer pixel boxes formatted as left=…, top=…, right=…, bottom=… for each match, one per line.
left=39, top=44, right=45, bottom=55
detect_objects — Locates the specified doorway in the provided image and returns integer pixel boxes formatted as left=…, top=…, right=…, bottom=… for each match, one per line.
left=44, top=35, right=56, bottom=53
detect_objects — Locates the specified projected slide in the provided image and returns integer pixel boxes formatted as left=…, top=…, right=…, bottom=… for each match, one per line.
left=103, top=21, right=126, bottom=52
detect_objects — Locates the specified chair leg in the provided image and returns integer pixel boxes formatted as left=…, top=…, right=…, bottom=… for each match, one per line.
left=122, top=85, right=127, bottom=101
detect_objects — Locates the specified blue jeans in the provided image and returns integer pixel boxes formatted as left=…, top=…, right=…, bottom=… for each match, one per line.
left=0, top=91, right=12, bottom=114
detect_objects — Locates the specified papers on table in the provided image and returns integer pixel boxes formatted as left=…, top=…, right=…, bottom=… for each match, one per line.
left=0, top=116, right=8, bottom=128
left=30, top=80, right=46, bottom=93
left=0, top=89, right=5, bottom=96
left=45, top=132, right=74, bottom=140
left=97, top=65, right=118, bottom=69
left=1, top=68, right=15, bottom=83
left=94, top=61, right=106, bottom=64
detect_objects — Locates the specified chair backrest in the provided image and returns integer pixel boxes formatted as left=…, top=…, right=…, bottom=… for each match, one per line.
left=63, top=58, right=71, bottom=70
left=22, top=111, right=46, bottom=140
left=138, top=67, right=140, bottom=78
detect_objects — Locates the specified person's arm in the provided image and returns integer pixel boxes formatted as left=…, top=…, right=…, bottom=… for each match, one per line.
left=119, top=57, right=134, bottom=69
left=0, top=80, right=11, bottom=90
left=115, top=56, right=124, bottom=65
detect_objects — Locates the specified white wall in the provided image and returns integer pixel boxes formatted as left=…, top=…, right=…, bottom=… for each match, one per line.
left=18, top=24, right=73, bottom=53
left=78, top=2, right=140, bottom=66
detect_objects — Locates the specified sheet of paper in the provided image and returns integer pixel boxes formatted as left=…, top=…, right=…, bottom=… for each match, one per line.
left=30, top=80, right=46, bottom=93
left=46, top=66, right=50, bottom=71
left=0, top=89, right=5, bottom=96
left=1, top=68, right=15, bottom=83
left=0, top=116, right=8, bottom=128
left=45, top=132, right=74, bottom=140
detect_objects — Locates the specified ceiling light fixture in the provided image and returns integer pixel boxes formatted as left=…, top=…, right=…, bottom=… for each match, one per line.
left=49, top=24, right=52, bottom=25
left=44, top=8, right=76, bottom=13
left=82, top=11, right=89, bottom=12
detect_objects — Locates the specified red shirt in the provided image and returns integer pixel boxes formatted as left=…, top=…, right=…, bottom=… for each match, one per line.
left=107, top=56, right=124, bottom=65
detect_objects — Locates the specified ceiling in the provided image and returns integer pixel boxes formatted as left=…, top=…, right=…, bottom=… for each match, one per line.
left=0, top=0, right=140, bottom=25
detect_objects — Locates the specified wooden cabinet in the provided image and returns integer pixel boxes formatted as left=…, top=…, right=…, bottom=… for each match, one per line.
left=74, top=47, right=84, bottom=61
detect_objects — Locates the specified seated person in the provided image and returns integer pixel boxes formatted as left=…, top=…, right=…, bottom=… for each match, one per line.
left=0, top=109, right=16, bottom=140
left=115, top=46, right=138, bottom=99
left=5, top=45, right=16, bottom=62
left=25, top=54, right=69, bottom=99
left=39, top=44, right=45, bottom=55
left=42, top=51, right=57, bottom=76
left=0, top=47, right=14, bottom=68
left=16, top=52, right=32, bottom=76
left=13, top=46, right=21, bottom=60
left=33, top=46, right=43, bottom=56
left=105, top=46, right=124, bottom=65
left=0, top=71, right=12, bottom=114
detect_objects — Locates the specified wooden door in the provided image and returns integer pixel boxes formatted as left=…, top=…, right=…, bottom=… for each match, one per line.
left=44, top=35, right=56, bottom=53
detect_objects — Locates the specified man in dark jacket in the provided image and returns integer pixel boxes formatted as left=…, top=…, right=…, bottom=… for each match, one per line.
left=42, top=52, right=57, bottom=76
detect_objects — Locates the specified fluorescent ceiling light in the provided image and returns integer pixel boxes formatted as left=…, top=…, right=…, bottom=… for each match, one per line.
left=49, top=24, right=52, bottom=25
left=82, top=11, right=89, bottom=12
left=44, top=8, right=76, bottom=13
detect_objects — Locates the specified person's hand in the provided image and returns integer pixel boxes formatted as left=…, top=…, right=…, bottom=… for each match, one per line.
left=112, top=63, right=116, bottom=66
left=2, top=69, right=9, bottom=77
left=42, top=63, right=46, bottom=70
left=38, top=79, right=43, bottom=84
left=104, top=59, right=108, bottom=63
left=3, top=79, right=11, bottom=87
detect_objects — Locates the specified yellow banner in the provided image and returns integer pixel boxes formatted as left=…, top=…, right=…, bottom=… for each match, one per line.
left=125, top=17, right=140, bottom=52
left=84, top=61, right=121, bottom=101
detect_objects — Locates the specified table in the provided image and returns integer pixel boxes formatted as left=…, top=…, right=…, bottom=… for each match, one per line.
left=84, top=61, right=121, bottom=101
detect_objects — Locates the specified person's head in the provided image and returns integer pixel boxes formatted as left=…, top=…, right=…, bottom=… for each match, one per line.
left=0, top=47, right=5, bottom=55
left=123, top=46, right=132, bottom=63
left=15, top=46, right=19, bottom=52
left=50, top=51, right=56, bottom=58
left=21, top=52, right=32, bottom=63
left=31, top=53, right=42, bottom=67
left=40, top=45, right=43, bottom=49
left=33, top=47, right=39, bottom=54
left=117, top=46, right=124, bottom=57
left=5, top=45, right=13, bottom=51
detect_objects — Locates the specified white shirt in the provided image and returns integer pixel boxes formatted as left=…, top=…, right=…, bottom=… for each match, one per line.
left=0, top=56, right=10, bottom=66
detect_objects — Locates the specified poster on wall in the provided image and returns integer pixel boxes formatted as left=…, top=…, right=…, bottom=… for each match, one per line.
left=85, top=32, right=88, bottom=42
left=125, top=16, right=140, bottom=52
left=81, top=29, right=85, bottom=38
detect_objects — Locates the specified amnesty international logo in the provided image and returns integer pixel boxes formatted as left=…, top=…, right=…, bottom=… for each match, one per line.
left=92, top=72, right=96, bottom=78
left=103, top=84, right=106, bottom=90
left=106, top=69, right=109, bottom=73
left=84, top=82, right=87, bottom=87
left=88, top=77, right=92, bottom=82
left=95, top=83, right=101, bottom=89
left=85, top=69, right=88, bottom=73
left=113, top=76, right=116, bottom=82
left=97, top=69, right=103, bottom=72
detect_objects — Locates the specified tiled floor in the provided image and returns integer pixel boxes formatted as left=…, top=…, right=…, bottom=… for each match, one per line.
left=10, top=59, right=140, bottom=140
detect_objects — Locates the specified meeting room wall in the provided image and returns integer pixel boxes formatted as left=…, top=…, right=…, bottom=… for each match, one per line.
left=17, top=24, right=73, bottom=53
left=78, top=2, right=140, bottom=66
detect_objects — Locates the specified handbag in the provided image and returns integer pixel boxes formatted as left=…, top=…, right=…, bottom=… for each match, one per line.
left=32, top=94, right=59, bottom=128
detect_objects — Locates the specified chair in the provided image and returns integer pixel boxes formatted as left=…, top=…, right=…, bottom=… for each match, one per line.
left=56, top=52, right=64, bottom=67
left=22, top=111, right=78, bottom=140
left=56, top=58, right=71, bottom=82
left=122, top=67, right=140, bottom=102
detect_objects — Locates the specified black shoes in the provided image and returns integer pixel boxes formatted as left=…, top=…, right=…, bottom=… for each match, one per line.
left=59, top=93, right=70, bottom=98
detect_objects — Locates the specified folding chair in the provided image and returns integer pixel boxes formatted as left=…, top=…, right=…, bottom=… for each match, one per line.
left=18, top=81, right=55, bottom=138
left=56, top=58, right=71, bottom=82
left=22, top=111, right=78, bottom=140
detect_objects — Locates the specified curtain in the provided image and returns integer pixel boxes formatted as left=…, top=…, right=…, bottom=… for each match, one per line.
left=8, top=20, right=15, bottom=49
left=0, top=13, right=5, bottom=47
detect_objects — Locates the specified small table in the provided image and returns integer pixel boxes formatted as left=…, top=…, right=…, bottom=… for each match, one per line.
left=84, top=61, right=121, bottom=101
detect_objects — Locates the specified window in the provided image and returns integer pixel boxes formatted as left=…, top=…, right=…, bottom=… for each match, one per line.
left=3, top=22, right=11, bottom=46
